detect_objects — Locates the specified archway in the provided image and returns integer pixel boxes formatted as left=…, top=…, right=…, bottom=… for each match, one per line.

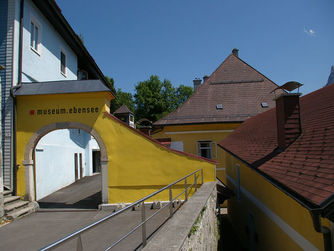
left=22, top=122, right=108, bottom=204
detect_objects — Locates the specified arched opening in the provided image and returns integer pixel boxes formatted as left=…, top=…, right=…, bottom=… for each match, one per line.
left=23, top=122, right=108, bottom=206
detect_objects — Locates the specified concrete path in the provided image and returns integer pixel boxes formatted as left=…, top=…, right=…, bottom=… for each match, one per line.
left=0, top=173, right=172, bottom=250
left=38, top=174, right=102, bottom=209
left=0, top=205, right=170, bottom=251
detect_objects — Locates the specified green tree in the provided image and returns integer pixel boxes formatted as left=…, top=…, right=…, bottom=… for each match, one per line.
left=105, top=76, right=134, bottom=113
left=176, top=84, right=193, bottom=107
left=134, top=75, right=193, bottom=122
left=134, top=75, right=165, bottom=121
left=107, top=75, right=193, bottom=122
left=104, top=76, right=116, bottom=93
left=110, top=88, right=135, bottom=114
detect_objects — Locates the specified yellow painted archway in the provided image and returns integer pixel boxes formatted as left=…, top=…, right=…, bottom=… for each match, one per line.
left=15, top=82, right=216, bottom=204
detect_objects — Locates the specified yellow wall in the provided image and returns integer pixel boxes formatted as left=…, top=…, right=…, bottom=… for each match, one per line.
left=223, top=149, right=328, bottom=250
left=152, top=123, right=240, bottom=184
left=16, top=92, right=215, bottom=203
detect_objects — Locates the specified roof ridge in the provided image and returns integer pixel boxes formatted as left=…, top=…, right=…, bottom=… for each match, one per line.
left=154, top=54, right=236, bottom=125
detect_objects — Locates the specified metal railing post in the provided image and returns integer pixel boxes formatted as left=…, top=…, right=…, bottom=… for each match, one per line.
left=201, top=169, right=204, bottom=184
left=76, top=235, right=83, bottom=251
left=169, top=186, right=173, bottom=218
left=141, top=202, right=147, bottom=247
left=184, top=178, right=188, bottom=202
left=194, top=173, right=197, bottom=192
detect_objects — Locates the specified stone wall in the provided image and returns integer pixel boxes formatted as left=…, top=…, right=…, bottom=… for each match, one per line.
left=181, top=184, right=218, bottom=251
left=142, top=182, right=218, bottom=251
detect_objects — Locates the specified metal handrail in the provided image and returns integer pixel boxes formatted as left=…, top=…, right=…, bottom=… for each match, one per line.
left=39, top=168, right=204, bottom=251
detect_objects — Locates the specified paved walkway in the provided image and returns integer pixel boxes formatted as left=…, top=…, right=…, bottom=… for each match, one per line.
left=0, top=174, right=171, bottom=250
left=38, top=174, right=102, bottom=209
left=0, top=205, right=170, bottom=250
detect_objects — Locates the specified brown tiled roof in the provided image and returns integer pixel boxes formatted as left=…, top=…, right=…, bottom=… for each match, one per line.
left=114, top=104, right=132, bottom=115
left=219, top=84, right=334, bottom=206
left=154, top=53, right=283, bottom=126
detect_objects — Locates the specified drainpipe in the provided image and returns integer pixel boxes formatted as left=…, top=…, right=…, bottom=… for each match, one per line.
left=0, top=65, right=5, bottom=217
left=10, top=0, right=24, bottom=195
left=310, top=210, right=332, bottom=251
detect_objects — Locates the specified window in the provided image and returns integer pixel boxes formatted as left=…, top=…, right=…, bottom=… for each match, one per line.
left=197, top=141, right=212, bottom=159
left=30, top=20, right=40, bottom=52
left=171, top=141, right=184, bottom=152
left=60, top=51, right=66, bottom=75
left=261, top=102, right=268, bottom=108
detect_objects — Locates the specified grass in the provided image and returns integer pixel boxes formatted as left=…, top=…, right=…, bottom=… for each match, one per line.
left=188, top=206, right=207, bottom=238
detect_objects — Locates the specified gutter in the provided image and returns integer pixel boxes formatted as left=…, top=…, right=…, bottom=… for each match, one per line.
left=10, top=0, right=24, bottom=194
left=11, top=0, right=24, bottom=96
left=310, top=210, right=332, bottom=251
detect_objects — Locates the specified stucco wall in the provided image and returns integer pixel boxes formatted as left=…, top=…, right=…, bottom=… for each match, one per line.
left=15, top=92, right=216, bottom=203
left=22, top=0, right=77, bottom=82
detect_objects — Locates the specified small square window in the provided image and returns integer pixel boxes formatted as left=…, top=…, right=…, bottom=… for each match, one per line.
left=261, top=102, right=268, bottom=108
left=216, top=104, right=223, bottom=110
left=61, top=51, right=66, bottom=75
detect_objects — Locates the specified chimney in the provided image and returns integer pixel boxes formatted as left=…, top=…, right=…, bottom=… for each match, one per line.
left=232, top=48, right=239, bottom=57
left=193, top=78, right=202, bottom=91
left=275, top=93, right=302, bottom=149
left=326, top=65, right=334, bottom=86
left=203, top=75, right=209, bottom=83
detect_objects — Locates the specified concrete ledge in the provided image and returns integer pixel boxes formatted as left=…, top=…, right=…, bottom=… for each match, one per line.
left=99, top=200, right=183, bottom=212
left=142, top=182, right=216, bottom=251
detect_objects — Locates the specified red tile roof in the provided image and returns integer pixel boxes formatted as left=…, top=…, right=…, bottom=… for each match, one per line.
left=219, top=84, right=334, bottom=206
left=154, top=52, right=283, bottom=126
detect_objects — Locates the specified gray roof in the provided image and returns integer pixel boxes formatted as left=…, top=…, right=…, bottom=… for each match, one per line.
left=14, top=80, right=111, bottom=96
left=114, top=104, right=133, bottom=115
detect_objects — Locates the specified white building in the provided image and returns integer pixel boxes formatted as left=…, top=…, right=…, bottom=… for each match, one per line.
left=0, top=0, right=112, bottom=205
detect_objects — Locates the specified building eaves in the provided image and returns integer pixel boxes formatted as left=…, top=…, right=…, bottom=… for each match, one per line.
left=14, top=80, right=111, bottom=96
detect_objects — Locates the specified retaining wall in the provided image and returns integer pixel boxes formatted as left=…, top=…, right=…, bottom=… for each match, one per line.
left=143, top=182, right=218, bottom=251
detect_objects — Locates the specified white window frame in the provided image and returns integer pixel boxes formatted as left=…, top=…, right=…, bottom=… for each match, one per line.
left=30, top=16, right=42, bottom=55
left=197, top=140, right=213, bottom=159
left=60, top=49, right=67, bottom=77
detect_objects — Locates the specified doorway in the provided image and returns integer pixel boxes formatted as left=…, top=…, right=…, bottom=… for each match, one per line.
left=34, top=128, right=102, bottom=209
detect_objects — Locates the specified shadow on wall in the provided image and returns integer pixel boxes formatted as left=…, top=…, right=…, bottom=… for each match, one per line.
left=69, top=129, right=90, bottom=148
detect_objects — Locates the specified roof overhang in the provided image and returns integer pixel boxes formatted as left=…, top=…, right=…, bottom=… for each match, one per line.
left=14, top=80, right=114, bottom=97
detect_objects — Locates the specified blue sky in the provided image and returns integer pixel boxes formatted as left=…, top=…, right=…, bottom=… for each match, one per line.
left=56, top=0, right=333, bottom=95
